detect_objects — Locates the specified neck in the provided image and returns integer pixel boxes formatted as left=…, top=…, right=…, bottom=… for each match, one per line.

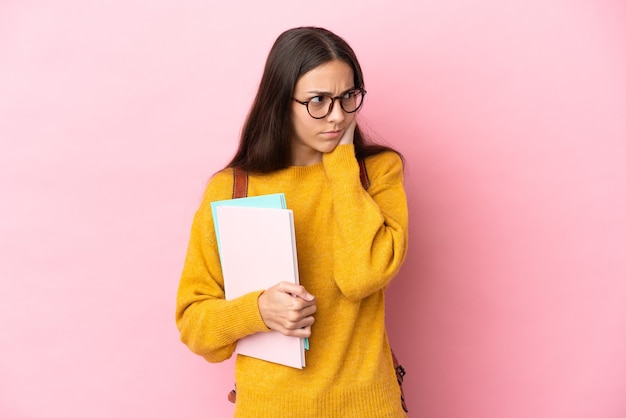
left=290, top=149, right=323, bottom=166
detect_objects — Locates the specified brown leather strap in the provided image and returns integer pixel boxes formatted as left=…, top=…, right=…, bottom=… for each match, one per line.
left=227, top=388, right=237, bottom=403
left=392, top=349, right=408, bottom=413
left=358, top=158, right=370, bottom=190
left=232, top=166, right=248, bottom=199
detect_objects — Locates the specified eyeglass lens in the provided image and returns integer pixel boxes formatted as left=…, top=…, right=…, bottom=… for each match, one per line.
left=307, top=90, right=364, bottom=118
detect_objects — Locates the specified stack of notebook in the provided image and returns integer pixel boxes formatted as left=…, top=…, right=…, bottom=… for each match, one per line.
left=210, top=194, right=306, bottom=369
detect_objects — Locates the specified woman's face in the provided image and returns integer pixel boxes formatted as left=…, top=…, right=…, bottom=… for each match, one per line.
left=290, top=59, right=357, bottom=166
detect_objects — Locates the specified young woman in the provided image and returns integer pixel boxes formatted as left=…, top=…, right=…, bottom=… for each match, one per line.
left=176, top=26, right=409, bottom=417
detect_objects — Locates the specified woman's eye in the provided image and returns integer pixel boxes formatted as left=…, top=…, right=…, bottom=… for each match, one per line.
left=310, top=96, right=325, bottom=103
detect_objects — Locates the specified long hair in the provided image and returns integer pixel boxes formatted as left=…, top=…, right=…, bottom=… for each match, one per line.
left=226, top=27, right=400, bottom=173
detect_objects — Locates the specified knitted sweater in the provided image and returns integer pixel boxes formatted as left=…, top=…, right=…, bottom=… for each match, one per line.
left=176, top=144, right=409, bottom=417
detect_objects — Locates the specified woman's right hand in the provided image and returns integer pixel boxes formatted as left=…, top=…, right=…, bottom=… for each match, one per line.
left=258, top=282, right=316, bottom=338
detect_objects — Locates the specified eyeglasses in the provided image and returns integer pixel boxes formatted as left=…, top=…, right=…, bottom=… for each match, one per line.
left=292, top=88, right=366, bottom=119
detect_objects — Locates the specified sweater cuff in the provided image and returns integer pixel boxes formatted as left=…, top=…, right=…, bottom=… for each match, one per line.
left=231, top=290, right=271, bottom=337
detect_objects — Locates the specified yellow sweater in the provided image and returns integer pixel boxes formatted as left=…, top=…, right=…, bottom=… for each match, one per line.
left=176, top=144, right=409, bottom=417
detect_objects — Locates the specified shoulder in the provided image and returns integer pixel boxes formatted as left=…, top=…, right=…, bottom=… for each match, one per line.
left=202, top=168, right=236, bottom=203
left=363, top=151, right=404, bottom=184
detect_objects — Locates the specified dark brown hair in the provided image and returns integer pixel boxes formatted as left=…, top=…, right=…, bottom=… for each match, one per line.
left=226, top=26, right=400, bottom=173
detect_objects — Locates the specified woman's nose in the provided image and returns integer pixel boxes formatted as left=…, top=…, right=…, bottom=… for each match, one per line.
left=326, top=99, right=346, bottom=123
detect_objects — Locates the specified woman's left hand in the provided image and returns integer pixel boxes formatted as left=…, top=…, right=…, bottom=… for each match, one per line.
left=339, top=118, right=357, bottom=145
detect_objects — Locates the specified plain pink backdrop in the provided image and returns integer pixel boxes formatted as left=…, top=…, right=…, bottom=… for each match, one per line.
left=1, top=1, right=625, bottom=417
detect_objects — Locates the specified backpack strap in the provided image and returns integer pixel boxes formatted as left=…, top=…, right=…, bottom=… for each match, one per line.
left=232, top=166, right=248, bottom=199
left=358, top=158, right=370, bottom=190
left=232, top=159, right=370, bottom=199
left=392, top=349, right=408, bottom=413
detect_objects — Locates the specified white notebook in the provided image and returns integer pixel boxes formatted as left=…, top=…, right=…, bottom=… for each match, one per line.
left=213, top=204, right=305, bottom=368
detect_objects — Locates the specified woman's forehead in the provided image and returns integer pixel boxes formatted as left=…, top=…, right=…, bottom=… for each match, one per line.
left=294, top=60, right=354, bottom=94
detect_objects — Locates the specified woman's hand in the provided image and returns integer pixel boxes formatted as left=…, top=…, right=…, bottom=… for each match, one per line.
left=338, top=118, right=357, bottom=145
left=258, top=282, right=317, bottom=338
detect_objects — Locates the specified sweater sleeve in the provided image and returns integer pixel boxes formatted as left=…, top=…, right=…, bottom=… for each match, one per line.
left=322, top=144, right=409, bottom=301
left=175, top=170, right=270, bottom=363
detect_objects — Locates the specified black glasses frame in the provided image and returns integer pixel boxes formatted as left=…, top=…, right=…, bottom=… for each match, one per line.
left=292, top=88, right=367, bottom=119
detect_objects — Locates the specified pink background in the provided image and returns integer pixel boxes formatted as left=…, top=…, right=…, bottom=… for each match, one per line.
left=1, top=1, right=625, bottom=417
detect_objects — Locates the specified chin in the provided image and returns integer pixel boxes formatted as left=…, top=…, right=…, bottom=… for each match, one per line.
left=320, top=139, right=342, bottom=152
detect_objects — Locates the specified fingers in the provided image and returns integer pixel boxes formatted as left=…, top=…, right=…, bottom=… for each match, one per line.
left=258, top=282, right=317, bottom=337
left=277, top=281, right=315, bottom=302
left=287, top=325, right=313, bottom=338
left=339, top=118, right=357, bottom=145
left=279, top=310, right=316, bottom=338
left=281, top=304, right=317, bottom=328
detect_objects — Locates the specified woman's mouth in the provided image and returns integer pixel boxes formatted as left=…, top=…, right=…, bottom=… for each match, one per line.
left=321, top=130, right=342, bottom=139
